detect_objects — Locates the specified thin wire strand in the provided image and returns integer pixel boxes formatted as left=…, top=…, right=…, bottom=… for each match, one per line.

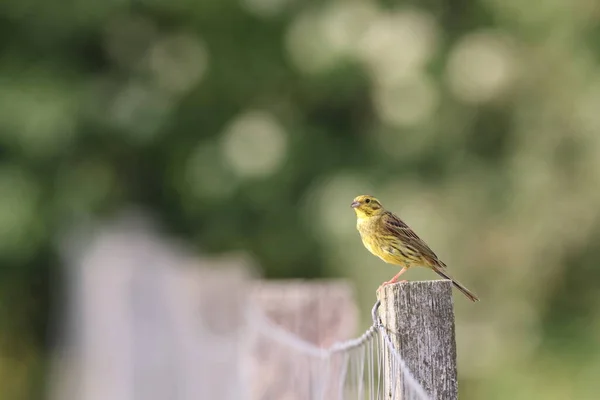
left=357, top=344, right=365, bottom=399
left=245, top=299, right=430, bottom=400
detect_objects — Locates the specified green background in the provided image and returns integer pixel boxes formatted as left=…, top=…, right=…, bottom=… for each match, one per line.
left=1, top=0, right=600, bottom=398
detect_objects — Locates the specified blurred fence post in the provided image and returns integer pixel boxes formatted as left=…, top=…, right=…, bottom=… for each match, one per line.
left=378, top=280, right=458, bottom=400
left=246, top=280, right=358, bottom=400
left=49, top=214, right=253, bottom=400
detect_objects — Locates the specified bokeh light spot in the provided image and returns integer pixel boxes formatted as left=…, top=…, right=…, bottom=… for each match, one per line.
left=108, top=81, right=173, bottom=143
left=0, top=76, right=77, bottom=157
left=221, top=111, right=288, bottom=179
left=285, top=3, right=378, bottom=74
left=148, top=33, right=208, bottom=94
left=357, top=9, right=438, bottom=85
left=285, top=10, right=337, bottom=74
left=373, top=73, right=439, bottom=127
left=446, top=31, right=517, bottom=103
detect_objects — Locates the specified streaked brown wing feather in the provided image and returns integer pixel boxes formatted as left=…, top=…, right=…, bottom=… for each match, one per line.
left=381, top=211, right=445, bottom=267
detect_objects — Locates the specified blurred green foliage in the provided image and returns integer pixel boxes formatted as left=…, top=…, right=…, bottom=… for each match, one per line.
left=2, top=0, right=600, bottom=398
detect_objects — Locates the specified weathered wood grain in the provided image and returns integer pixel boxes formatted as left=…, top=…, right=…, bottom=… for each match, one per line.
left=378, top=280, right=458, bottom=400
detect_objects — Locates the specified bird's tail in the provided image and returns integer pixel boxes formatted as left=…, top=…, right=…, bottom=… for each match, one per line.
left=431, top=265, right=479, bottom=302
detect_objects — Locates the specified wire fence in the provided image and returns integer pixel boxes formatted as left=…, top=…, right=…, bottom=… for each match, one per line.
left=245, top=299, right=430, bottom=399
left=49, top=212, right=431, bottom=400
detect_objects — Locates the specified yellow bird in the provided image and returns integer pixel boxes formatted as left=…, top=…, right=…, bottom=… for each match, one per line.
left=351, top=194, right=479, bottom=302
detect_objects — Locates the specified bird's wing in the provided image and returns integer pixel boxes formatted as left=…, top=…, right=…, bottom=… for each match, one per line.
left=381, top=211, right=446, bottom=268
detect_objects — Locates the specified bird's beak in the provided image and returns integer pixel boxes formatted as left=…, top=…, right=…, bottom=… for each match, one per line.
left=351, top=201, right=360, bottom=209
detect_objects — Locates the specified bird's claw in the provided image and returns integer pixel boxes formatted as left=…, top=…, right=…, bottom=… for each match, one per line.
left=376, top=279, right=408, bottom=293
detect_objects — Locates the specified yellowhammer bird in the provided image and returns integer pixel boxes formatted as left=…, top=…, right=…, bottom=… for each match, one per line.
left=351, top=194, right=479, bottom=302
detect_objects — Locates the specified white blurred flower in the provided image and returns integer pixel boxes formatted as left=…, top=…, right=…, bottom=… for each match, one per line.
left=446, top=31, right=517, bottom=103
left=221, top=110, right=288, bottom=179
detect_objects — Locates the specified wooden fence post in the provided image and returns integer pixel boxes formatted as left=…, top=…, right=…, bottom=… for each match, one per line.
left=247, top=280, right=358, bottom=400
left=49, top=215, right=253, bottom=400
left=377, top=280, right=458, bottom=400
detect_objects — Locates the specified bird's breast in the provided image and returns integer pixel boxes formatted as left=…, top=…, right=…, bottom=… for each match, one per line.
left=356, top=216, right=406, bottom=265
left=356, top=218, right=380, bottom=254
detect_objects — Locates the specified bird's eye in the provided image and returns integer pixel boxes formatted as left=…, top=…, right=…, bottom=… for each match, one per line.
left=365, top=199, right=370, bottom=203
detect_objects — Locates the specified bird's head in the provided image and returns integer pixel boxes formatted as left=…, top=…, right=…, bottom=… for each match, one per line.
left=351, top=195, right=384, bottom=218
